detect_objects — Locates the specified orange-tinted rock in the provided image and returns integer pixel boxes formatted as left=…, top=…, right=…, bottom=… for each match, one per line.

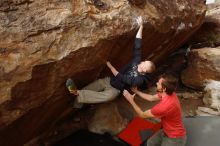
left=128, top=0, right=146, bottom=7
left=181, top=47, right=220, bottom=90
left=0, top=0, right=206, bottom=145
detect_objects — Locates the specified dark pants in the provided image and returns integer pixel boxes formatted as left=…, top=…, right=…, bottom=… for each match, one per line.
left=146, top=129, right=186, bottom=146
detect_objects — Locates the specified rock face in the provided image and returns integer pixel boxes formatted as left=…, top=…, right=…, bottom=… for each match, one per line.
left=203, top=80, right=220, bottom=110
left=0, top=0, right=206, bottom=145
left=181, top=47, right=220, bottom=90
left=88, top=103, right=128, bottom=135
left=188, top=0, right=220, bottom=48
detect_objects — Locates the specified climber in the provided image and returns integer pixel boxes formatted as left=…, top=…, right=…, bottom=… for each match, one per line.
left=123, top=74, right=186, bottom=146
left=66, top=16, right=156, bottom=108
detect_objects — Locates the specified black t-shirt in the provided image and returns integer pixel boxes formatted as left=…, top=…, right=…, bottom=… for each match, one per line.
left=110, top=38, right=151, bottom=91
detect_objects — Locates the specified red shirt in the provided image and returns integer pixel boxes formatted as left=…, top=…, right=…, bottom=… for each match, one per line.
left=151, top=93, right=186, bottom=138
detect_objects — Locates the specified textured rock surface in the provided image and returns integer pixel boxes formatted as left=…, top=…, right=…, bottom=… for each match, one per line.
left=0, top=0, right=206, bottom=145
left=203, top=80, right=220, bottom=110
left=188, top=0, right=220, bottom=48
left=181, top=47, right=220, bottom=89
left=88, top=103, right=128, bottom=135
